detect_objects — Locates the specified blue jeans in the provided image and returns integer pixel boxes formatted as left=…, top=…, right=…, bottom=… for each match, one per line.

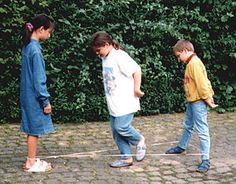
left=178, top=101, right=210, bottom=160
left=110, top=113, right=141, bottom=160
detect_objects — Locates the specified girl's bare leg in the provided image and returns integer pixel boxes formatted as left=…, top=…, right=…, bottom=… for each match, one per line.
left=25, top=135, right=38, bottom=169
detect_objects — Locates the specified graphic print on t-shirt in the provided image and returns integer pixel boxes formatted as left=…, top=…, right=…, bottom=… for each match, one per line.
left=103, top=67, right=116, bottom=96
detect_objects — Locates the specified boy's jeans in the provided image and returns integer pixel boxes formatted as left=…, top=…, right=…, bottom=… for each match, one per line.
left=178, top=101, right=210, bottom=161
left=110, top=113, right=141, bottom=160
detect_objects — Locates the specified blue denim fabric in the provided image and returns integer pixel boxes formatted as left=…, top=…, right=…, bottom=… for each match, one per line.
left=110, top=113, right=141, bottom=159
left=178, top=101, right=210, bottom=160
left=20, top=39, right=54, bottom=136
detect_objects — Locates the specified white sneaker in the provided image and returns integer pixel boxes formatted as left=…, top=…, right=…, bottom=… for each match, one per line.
left=136, top=144, right=147, bottom=161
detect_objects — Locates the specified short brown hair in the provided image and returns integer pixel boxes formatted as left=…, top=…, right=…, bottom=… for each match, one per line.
left=173, top=39, right=194, bottom=53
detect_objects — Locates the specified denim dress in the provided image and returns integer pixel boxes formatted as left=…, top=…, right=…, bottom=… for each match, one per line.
left=20, top=39, right=54, bottom=136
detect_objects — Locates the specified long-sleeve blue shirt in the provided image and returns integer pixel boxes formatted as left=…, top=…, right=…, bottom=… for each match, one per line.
left=20, top=39, right=54, bottom=136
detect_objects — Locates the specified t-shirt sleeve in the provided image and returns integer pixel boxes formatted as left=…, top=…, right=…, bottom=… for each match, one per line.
left=32, top=52, right=50, bottom=108
left=117, top=51, right=141, bottom=77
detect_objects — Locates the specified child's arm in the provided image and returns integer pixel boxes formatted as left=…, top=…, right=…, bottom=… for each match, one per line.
left=191, top=61, right=218, bottom=108
left=205, top=96, right=218, bottom=108
left=133, top=71, right=145, bottom=97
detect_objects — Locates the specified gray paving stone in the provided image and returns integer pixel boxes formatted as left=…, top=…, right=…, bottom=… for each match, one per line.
left=0, top=111, right=235, bottom=184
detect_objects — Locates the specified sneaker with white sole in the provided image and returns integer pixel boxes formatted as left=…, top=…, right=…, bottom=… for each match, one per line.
left=136, top=144, right=147, bottom=161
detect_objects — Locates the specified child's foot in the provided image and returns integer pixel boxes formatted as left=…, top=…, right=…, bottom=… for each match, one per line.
left=24, top=157, right=36, bottom=170
left=196, top=159, right=210, bottom=173
left=110, top=158, right=133, bottom=168
left=165, top=146, right=186, bottom=154
left=136, top=136, right=147, bottom=161
left=24, top=158, right=53, bottom=172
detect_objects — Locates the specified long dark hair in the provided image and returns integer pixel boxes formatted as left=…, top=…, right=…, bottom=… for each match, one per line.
left=22, top=13, right=54, bottom=46
left=90, top=31, right=122, bottom=50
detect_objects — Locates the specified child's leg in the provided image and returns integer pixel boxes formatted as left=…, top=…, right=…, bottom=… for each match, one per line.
left=192, top=101, right=210, bottom=160
left=25, top=135, right=38, bottom=168
left=110, top=113, right=141, bottom=155
left=114, top=113, right=147, bottom=162
left=115, top=113, right=141, bottom=145
left=137, top=135, right=145, bottom=147
left=110, top=115, right=132, bottom=161
left=178, top=103, right=194, bottom=149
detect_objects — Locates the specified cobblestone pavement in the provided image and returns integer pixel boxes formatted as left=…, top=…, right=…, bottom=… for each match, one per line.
left=0, top=111, right=236, bottom=184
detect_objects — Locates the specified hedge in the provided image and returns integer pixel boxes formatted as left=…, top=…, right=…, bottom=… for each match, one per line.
left=0, top=0, right=235, bottom=123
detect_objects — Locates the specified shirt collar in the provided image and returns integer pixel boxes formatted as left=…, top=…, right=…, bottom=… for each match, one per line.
left=186, top=53, right=196, bottom=64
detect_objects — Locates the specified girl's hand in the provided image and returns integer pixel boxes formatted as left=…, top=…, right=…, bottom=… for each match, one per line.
left=44, top=103, right=52, bottom=114
left=134, top=89, right=145, bottom=97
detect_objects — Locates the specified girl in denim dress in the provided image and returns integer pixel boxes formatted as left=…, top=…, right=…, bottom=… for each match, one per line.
left=20, top=14, right=55, bottom=172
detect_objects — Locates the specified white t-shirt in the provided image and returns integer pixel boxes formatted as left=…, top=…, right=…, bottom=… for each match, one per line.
left=102, top=48, right=141, bottom=117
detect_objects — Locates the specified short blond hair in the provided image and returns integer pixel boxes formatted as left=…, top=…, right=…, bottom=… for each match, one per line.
left=173, top=39, right=194, bottom=53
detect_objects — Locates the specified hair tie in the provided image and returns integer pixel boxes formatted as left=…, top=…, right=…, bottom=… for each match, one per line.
left=26, top=22, right=34, bottom=32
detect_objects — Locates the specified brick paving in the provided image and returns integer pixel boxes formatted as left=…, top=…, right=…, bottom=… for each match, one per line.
left=0, top=111, right=236, bottom=184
